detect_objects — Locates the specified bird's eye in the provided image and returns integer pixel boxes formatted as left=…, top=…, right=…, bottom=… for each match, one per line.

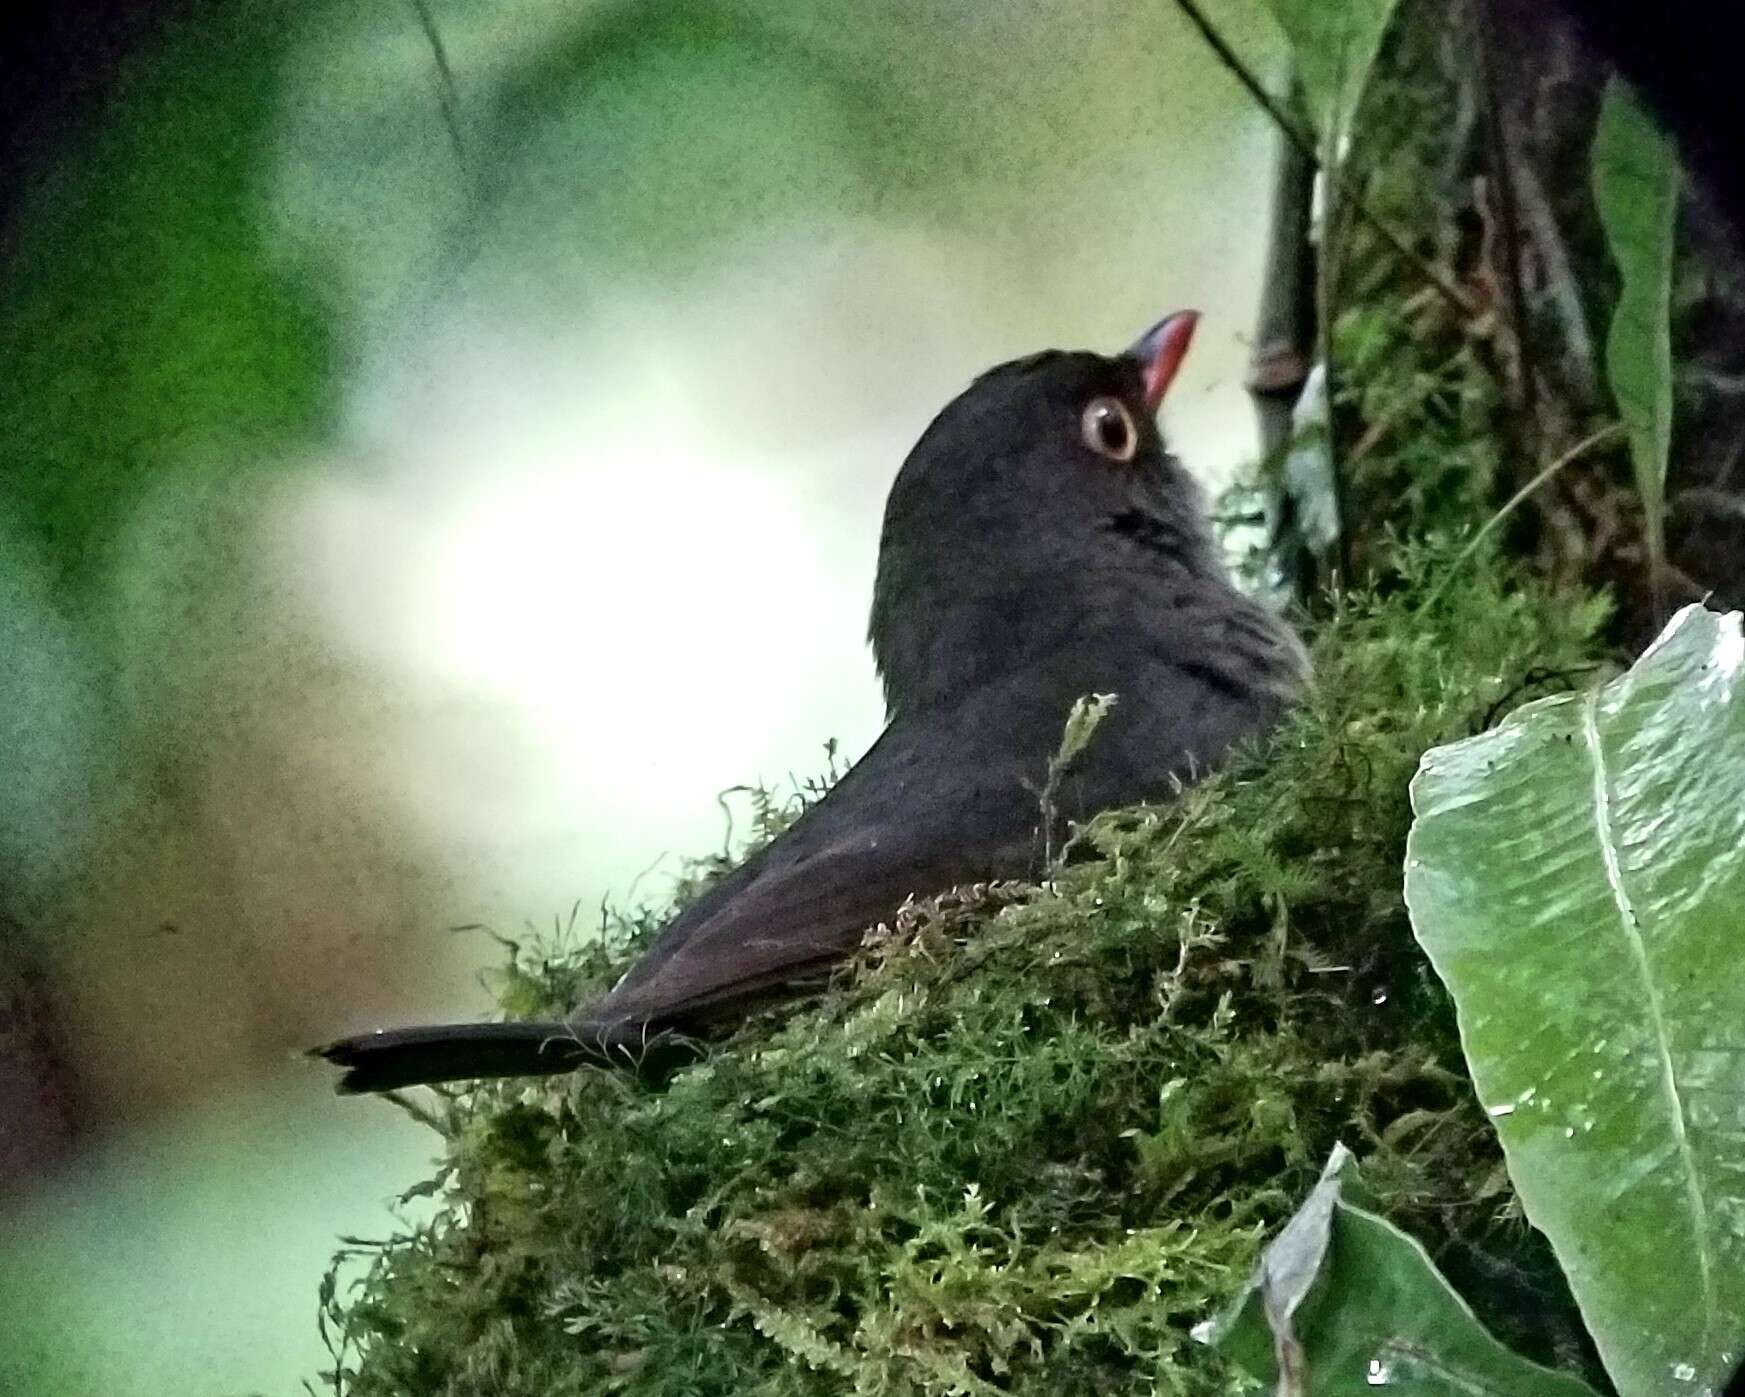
left=1080, top=396, right=1137, bottom=463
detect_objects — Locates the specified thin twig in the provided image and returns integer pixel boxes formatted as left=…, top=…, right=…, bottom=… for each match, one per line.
left=1424, top=422, right=1626, bottom=609
left=383, top=1088, right=449, bottom=1134
left=1480, top=664, right=1598, bottom=728
left=1170, top=0, right=1478, bottom=321
left=409, top=0, right=470, bottom=182
left=1170, top=0, right=1304, bottom=148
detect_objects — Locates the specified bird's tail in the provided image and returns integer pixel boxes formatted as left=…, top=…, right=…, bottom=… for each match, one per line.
left=309, top=1021, right=599, bottom=1094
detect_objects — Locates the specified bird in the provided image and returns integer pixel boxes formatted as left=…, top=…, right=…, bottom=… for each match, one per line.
left=312, top=309, right=1308, bottom=1093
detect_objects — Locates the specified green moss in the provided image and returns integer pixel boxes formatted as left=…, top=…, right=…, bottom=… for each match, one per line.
left=315, top=547, right=1609, bottom=1396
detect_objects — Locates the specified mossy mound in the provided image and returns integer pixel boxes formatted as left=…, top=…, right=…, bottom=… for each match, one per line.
left=317, top=551, right=1609, bottom=1396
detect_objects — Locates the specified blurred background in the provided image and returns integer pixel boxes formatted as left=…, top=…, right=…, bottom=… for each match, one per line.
left=0, top=0, right=1282, bottom=1390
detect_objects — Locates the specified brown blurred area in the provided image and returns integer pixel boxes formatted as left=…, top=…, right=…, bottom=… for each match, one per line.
left=0, top=673, right=475, bottom=1188
left=0, top=926, right=82, bottom=1181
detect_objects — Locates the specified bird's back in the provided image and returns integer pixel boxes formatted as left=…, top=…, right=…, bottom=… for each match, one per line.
left=581, top=574, right=1303, bottom=1044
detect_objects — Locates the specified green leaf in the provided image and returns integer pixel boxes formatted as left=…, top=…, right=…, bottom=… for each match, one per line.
left=1405, top=604, right=1745, bottom=1397
left=1264, top=0, right=1403, bottom=150
left=1205, top=1144, right=1599, bottom=1395
left=1592, top=77, right=1680, bottom=591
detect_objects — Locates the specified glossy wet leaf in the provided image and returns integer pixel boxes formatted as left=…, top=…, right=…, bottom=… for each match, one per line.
left=1593, top=76, right=1680, bottom=592
left=1406, top=604, right=1745, bottom=1396
left=1206, top=1144, right=1599, bottom=1395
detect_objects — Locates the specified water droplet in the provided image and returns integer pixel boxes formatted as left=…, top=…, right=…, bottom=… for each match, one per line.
left=1366, top=1357, right=1392, bottom=1386
left=1564, top=1127, right=1575, bottom=1138
left=1190, top=1319, right=1215, bottom=1345
left=1673, top=1363, right=1697, bottom=1382
left=1488, top=1102, right=1515, bottom=1118
left=1370, top=985, right=1389, bottom=1006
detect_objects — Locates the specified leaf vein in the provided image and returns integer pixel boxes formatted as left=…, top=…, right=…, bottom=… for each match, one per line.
left=1580, top=689, right=1715, bottom=1349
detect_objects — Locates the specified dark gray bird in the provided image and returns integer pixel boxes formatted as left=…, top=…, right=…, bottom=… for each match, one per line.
left=313, top=311, right=1307, bottom=1092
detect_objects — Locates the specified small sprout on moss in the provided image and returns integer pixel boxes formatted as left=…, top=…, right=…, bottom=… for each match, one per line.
left=1026, top=691, right=1119, bottom=866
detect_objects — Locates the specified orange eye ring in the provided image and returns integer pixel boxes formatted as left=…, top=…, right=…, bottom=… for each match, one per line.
left=1081, top=396, right=1138, bottom=463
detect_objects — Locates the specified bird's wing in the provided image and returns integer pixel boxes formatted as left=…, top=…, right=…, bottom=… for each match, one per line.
left=579, top=611, right=1297, bottom=1040
left=578, top=687, right=1058, bottom=1034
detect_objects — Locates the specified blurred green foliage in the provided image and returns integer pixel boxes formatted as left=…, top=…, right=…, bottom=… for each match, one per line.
left=0, top=0, right=335, bottom=597
left=0, top=5, right=1283, bottom=1395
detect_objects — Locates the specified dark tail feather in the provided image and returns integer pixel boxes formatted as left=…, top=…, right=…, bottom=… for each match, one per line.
left=309, top=1021, right=601, bottom=1093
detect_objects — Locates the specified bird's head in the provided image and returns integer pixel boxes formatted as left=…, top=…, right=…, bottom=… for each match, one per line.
left=869, top=311, right=1223, bottom=716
